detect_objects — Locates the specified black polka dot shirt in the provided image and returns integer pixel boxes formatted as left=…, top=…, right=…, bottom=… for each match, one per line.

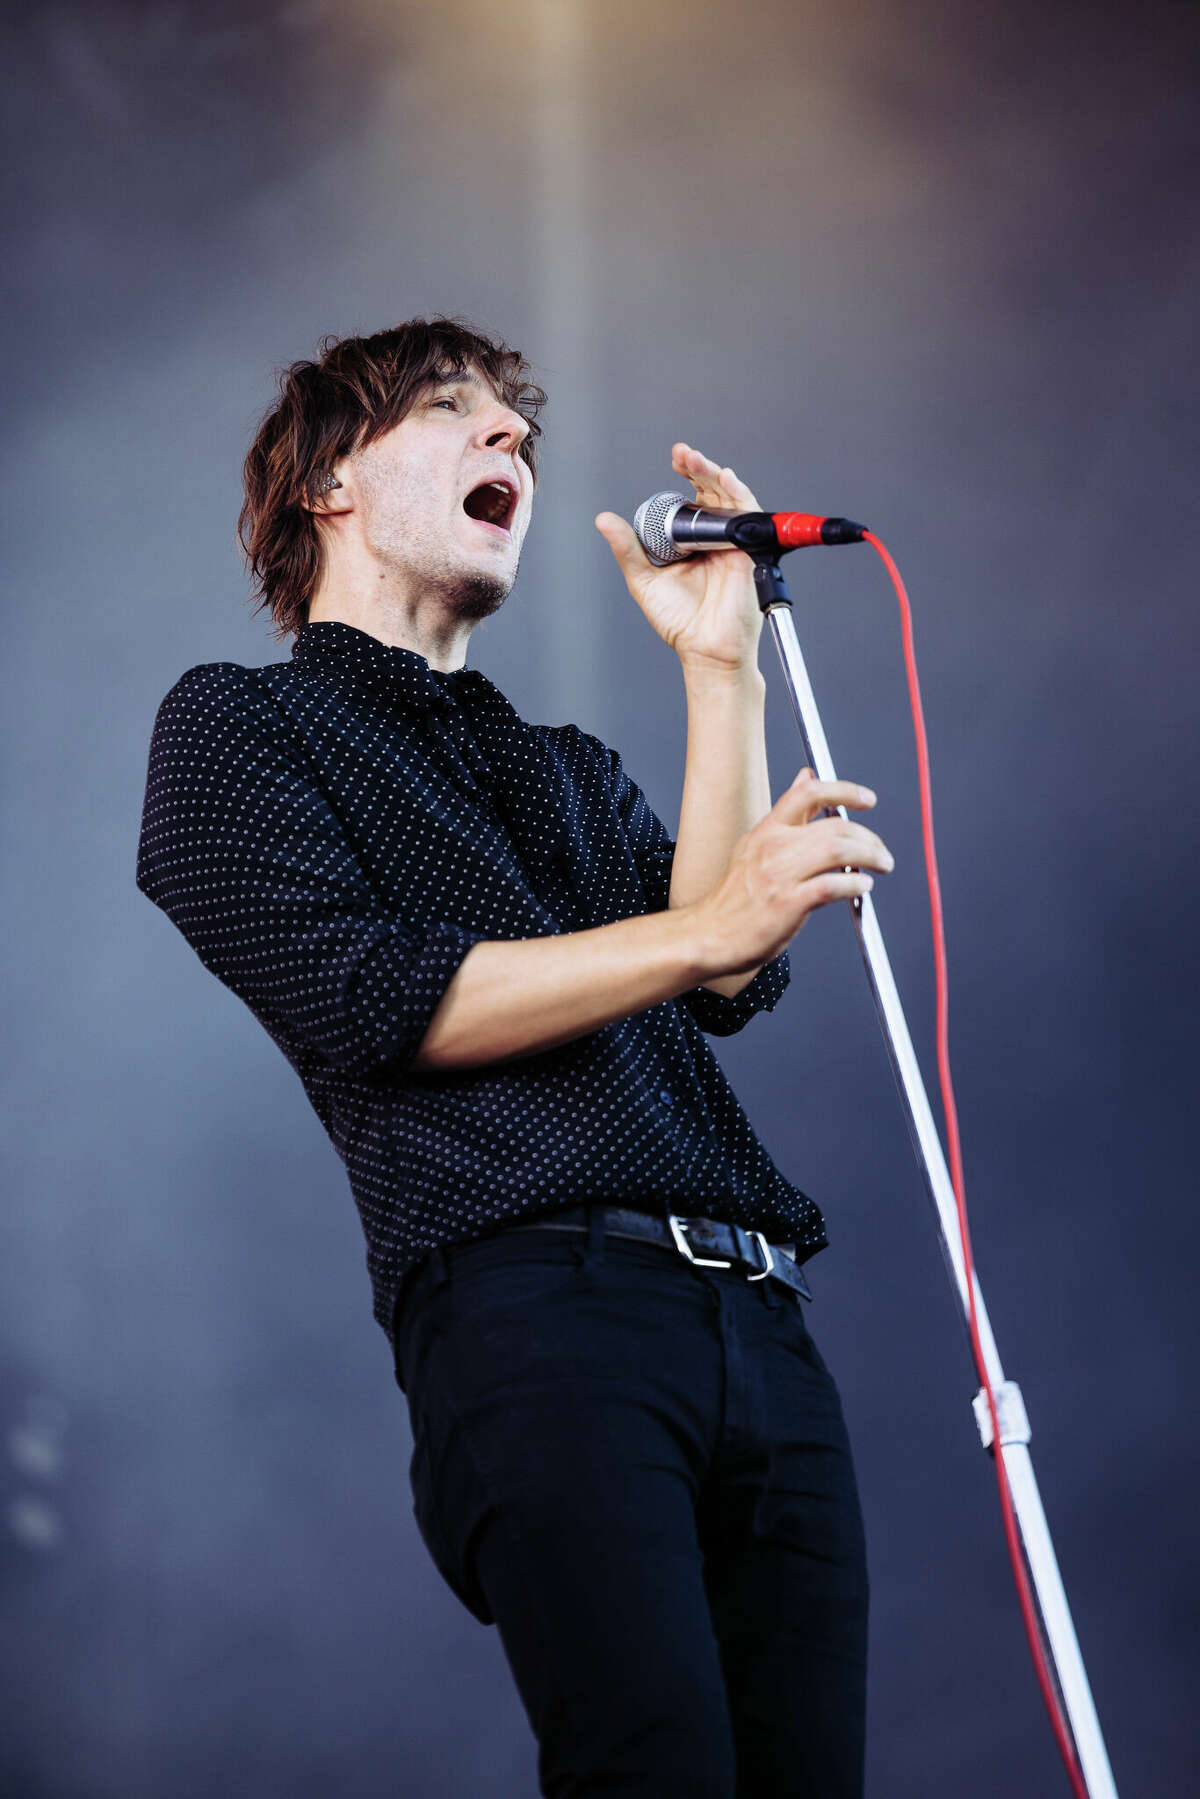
left=135, top=620, right=828, bottom=1351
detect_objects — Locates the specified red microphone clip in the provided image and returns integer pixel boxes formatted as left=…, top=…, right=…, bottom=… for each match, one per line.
left=771, top=513, right=866, bottom=549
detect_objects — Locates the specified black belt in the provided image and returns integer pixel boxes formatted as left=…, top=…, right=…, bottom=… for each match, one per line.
left=506, top=1205, right=813, bottom=1303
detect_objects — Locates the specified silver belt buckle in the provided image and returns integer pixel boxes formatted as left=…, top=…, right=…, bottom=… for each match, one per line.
left=668, top=1214, right=732, bottom=1268
left=668, top=1215, right=776, bottom=1283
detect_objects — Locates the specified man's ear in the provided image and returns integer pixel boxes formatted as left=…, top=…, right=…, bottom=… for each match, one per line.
left=302, top=461, right=354, bottom=516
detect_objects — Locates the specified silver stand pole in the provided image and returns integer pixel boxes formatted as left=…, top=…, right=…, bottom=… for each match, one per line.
left=756, top=559, right=1119, bottom=1799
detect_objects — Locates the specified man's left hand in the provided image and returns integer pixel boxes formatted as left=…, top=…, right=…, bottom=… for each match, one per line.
left=596, top=444, right=764, bottom=677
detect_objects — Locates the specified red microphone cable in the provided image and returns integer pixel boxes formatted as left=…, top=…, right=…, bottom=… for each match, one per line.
left=862, top=529, right=1089, bottom=1799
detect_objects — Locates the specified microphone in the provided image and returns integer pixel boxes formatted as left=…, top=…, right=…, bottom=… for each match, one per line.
left=632, top=491, right=866, bottom=567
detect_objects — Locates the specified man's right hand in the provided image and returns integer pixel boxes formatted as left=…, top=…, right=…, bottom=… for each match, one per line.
left=692, top=768, right=894, bottom=979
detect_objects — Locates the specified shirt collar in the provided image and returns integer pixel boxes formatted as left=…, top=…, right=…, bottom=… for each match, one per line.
left=290, top=619, right=490, bottom=716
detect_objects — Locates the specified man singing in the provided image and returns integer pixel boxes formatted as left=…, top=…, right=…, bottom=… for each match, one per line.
left=135, top=316, right=894, bottom=1797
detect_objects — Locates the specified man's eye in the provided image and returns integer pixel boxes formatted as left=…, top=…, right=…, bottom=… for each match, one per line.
left=431, top=396, right=458, bottom=410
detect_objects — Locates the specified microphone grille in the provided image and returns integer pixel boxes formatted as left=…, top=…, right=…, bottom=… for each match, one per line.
left=633, top=490, right=693, bottom=566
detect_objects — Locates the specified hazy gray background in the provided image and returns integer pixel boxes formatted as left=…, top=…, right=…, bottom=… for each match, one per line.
left=2, top=1, right=1197, bottom=1793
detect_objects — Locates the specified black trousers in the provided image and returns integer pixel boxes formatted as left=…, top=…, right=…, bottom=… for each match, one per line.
left=393, top=1209, right=869, bottom=1797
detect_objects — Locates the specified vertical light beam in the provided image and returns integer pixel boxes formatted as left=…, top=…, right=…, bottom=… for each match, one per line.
left=529, top=0, right=603, bottom=722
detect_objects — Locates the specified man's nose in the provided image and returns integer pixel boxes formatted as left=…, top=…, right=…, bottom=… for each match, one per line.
left=478, top=404, right=530, bottom=454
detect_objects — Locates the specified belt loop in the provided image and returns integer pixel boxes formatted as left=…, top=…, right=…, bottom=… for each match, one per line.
left=427, top=1245, right=449, bottom=1291
left=585, top=1205, right=607, bottom=1265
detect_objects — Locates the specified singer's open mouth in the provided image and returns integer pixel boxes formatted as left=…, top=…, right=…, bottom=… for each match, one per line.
left=462, top=478, right=517, bottom=532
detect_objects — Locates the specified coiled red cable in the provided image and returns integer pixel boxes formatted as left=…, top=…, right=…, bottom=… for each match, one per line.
left=863, top=531, right=1088, bottom=1799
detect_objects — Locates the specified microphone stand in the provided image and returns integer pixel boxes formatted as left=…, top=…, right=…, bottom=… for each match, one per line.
left=752, top=555, right=1119, bottom=1799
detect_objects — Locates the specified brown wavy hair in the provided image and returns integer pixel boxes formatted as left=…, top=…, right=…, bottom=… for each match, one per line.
left=238, top=316, right=548, bottom=643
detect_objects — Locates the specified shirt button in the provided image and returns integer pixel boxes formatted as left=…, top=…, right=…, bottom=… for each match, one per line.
left=658, top=1089, right=673, bottom=1106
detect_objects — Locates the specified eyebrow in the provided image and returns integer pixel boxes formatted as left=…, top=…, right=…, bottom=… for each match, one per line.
left=429, top=367, right=486, bottom=391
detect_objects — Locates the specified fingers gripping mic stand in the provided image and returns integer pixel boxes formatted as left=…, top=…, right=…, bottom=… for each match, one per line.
left=752, top=552, right=1119, bottom=1799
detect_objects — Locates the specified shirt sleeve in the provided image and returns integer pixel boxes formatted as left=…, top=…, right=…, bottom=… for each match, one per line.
left=135, top=663, right=485, bottom=1078
left=582, top=731, right=790, bottom=1037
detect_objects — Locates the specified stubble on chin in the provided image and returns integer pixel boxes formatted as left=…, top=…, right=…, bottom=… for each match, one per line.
left=448, top=568, right=512, bottom=621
